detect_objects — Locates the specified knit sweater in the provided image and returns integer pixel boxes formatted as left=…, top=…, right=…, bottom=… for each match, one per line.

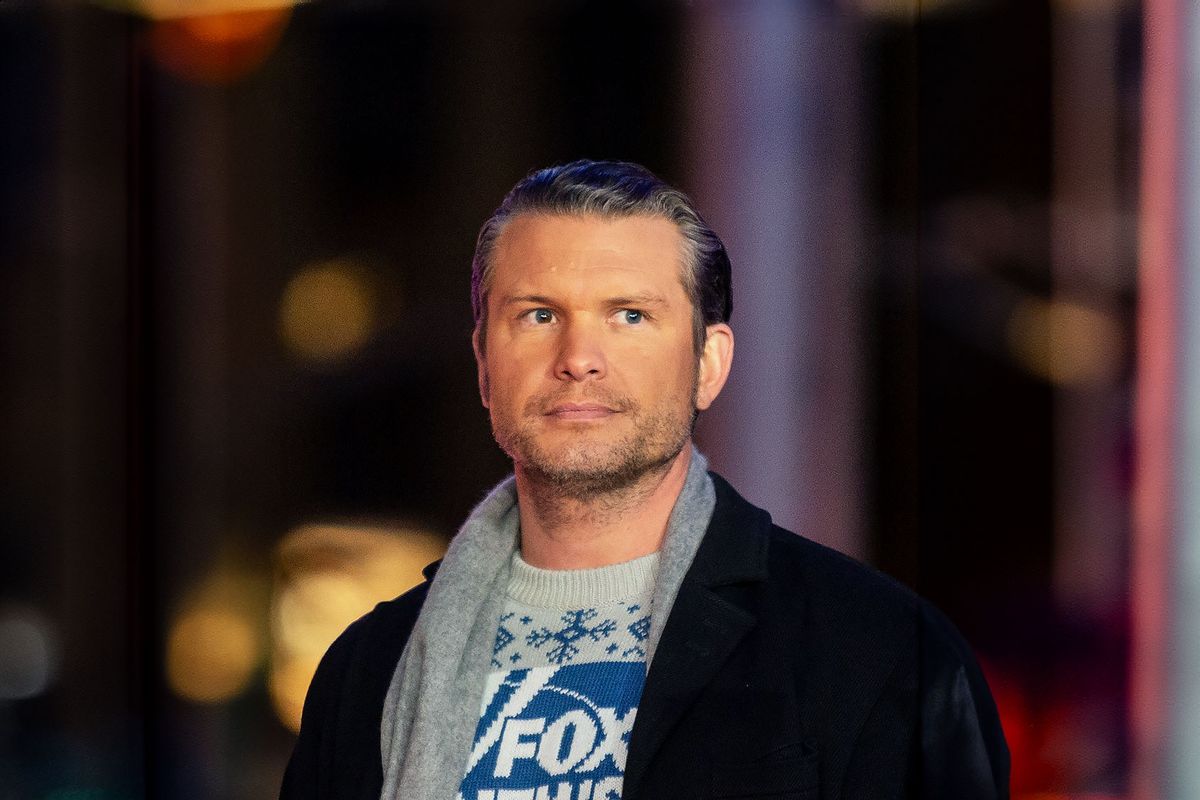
left=457, top=551, right=659, bottom=800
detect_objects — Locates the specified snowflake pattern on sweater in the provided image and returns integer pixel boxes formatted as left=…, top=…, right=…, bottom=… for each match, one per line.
left=461, top=602, right=650, bottom=800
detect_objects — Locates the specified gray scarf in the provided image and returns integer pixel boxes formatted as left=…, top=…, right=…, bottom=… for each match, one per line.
left=379, top=447, right=716, bottom=800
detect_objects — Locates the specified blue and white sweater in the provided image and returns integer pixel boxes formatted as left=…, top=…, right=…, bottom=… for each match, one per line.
left=457, top=551, right=658, bottom=800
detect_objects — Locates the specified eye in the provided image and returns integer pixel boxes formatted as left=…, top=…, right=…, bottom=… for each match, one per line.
left=522, top=308, right=555, bottom=325
left=618, top=309, right=645, bottom=325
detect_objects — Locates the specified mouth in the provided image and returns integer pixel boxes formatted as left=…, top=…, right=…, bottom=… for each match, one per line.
left=544, top=402, right=621, bottom=421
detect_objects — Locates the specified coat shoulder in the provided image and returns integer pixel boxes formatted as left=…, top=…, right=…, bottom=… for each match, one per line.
left=765, top=523, right=921, bottom=629
left=763, top=525, right=991, bottom=680
left=762, top=526, right=1009, bottom=797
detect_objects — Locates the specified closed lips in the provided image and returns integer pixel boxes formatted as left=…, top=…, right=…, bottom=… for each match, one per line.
left=545, top=404, right=619, bottom=419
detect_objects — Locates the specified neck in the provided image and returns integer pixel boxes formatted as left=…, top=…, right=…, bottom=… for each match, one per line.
left=514, top=444, right=693, bottom=570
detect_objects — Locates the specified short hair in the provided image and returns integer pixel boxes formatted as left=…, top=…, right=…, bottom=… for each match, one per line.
left=470, top=159, right=733, bottom=355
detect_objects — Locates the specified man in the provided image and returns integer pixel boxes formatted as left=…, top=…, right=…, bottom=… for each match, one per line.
left=280, top=160, right=1009, bottom=800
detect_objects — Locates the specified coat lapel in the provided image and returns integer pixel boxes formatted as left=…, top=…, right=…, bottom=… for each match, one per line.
left=623, top=473, right=774, bottom=799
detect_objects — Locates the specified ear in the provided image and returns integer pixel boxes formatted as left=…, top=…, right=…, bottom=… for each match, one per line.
left=472, top=325, right=490, bottom=408
left=695, top=323, right=734, bottom=411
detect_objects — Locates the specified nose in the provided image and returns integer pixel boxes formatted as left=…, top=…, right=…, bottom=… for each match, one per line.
left=554, top=321, right=607, bottom=382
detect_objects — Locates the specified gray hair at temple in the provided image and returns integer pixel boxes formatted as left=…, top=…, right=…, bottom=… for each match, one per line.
left=470, top=159, right=733, bottom=357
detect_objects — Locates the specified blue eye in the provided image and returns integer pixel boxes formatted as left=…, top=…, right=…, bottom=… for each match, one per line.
left=527, top=309, right=554, bottom=324
left=621, top=310, right=644, bottom=324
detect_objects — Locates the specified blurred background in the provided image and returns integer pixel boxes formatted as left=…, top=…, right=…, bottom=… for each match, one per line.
left=1, top=0, right=1189, bottom=797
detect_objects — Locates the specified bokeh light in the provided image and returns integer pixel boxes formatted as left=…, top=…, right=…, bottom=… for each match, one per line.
left=278, top=260, right=381, bottom=364
left=166, top=608, right=260, bottom=703
left=165, top=565, right=268, bottom=704
left=1007, top=298, right=1125, bottom=386
left=269, top=523, right=446, bottom=732
left=0, top=605, right=60, bottom=700
left=147, top=6, right=293, bottom=85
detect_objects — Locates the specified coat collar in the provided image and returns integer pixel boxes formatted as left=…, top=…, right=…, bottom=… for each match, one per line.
left=683, top=471, right=772, bottom=587
left=622, top=471, right=776, bottom=798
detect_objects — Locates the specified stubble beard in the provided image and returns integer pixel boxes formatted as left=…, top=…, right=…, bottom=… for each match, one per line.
left=489, top=375, right=698, bottom=503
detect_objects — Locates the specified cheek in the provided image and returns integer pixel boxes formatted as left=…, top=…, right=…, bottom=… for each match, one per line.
left=485, top=351, right=538, bottom=405
left=627, top=342, right=696, bottom=394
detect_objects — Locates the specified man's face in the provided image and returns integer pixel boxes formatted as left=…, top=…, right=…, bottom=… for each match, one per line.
left=475, top=213, right=709, bottom=496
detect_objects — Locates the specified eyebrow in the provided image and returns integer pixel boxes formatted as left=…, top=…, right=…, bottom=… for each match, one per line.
left=605, top=292, right=671, bottom=308
left=499, top=292, right=671, bottom=308
left=499, top=294, right=558, bottom=307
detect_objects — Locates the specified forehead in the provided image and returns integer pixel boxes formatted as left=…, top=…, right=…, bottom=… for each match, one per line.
left=488, top=213, right=687, bottom=296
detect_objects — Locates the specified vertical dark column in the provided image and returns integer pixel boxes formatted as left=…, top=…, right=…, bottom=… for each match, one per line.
left=54, top=6, right=145, bottom=795
left=1049, top=0, right=1132, bottom=617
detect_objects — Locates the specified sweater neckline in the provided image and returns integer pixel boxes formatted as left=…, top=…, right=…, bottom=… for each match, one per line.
left=506, top=550, right=659, bottom=609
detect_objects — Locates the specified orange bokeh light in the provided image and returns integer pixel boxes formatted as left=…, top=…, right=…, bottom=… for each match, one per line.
left=148, top=7, right=292, bottom=84
left=269, top=523, right=447, bottom=732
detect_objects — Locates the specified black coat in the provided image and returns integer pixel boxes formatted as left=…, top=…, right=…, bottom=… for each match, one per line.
left=281, top=473, right=1010, bottom=800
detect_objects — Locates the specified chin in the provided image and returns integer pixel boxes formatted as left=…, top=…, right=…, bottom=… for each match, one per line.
left=529, top=437, right=627, bottom=471
left=491, top=402, right=693, bottom=497
left=515, top=436, right=686, bottom=498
